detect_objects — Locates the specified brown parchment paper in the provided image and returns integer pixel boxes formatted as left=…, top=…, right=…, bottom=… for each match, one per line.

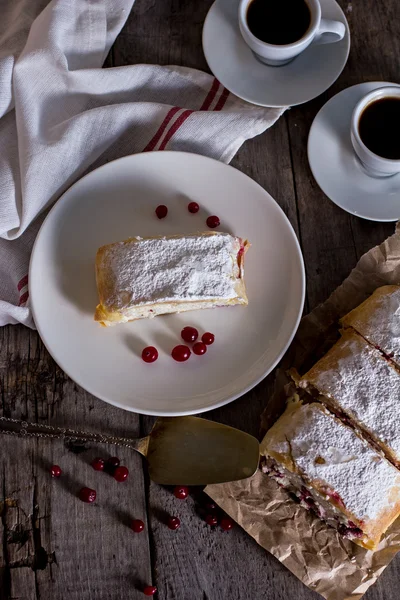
left=206, top=223, right=400, bottom=600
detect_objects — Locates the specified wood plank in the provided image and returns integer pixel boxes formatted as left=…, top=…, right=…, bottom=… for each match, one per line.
left=112, top=0, right=212, bottom=71
left=0, top=325, right=152, bottom=600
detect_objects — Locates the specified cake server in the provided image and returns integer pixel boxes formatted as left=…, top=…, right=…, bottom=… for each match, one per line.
left=0, top=415, right=260, bottom=485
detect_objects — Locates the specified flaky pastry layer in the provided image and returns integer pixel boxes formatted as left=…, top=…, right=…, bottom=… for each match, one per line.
left=95, top=232, right=249, bottom=326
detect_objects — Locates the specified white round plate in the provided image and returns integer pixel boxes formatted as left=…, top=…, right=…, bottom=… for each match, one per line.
left=202, top=0, right=350, bottom=107
left=30, top=152, right=305, bottom=416
left=308, top=82, right=400, bottom=222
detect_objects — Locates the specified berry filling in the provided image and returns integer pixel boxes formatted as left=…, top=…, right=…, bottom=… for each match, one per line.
left=262, top=457, right=365, bottom=542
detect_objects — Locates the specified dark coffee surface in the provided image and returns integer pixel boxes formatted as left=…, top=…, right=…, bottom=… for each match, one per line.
left=246, top=0, right=311, bottom=45
left=358, top=97, right=400, bottom=160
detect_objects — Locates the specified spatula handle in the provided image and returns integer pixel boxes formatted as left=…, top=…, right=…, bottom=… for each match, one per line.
left=0, top=415, right=146, bottom=451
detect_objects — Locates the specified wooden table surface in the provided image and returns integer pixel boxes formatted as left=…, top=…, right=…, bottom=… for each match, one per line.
left=1, top=1, right=400, bottom=599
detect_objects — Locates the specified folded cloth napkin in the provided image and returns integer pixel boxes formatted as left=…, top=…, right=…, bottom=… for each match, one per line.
left=0, top=0, right=285, bottom=328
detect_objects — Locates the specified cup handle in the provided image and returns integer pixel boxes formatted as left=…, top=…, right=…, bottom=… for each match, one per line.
left=311, top=19, right=346, bottom=45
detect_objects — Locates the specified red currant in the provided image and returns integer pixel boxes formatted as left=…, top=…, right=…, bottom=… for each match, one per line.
left=202, top=332, right=215, bottom=345
left=205, top=514, right=218, bottom=526
left=174, top=485, right=189, bottom=500
left=167, top=516, right=181, bottom=530
left=142, top=346, right=158, bottom=363
left=143, top=586, right=157, bottom=596
left=206, top=215, right=220, bottom=228
left=181, top=326, right=198, bottom=343
left=131, top=519, right=145, bottom=533
left=188, top=202, right=199, bottom=213
left=91, top=458, right=105, bottom=471
left=79, top=487, right=96, bottom=503
left=155, top=205, right=168, bottom=219
left=51, top=465, right=62, bottom=478
left=220, top=517, right=233, bottom=531
left=193, top=342, right=207, bottom=355
left=105, top=456, right=120, bottom=475
left=171, top=345, right=191, bottom=362
left=114, top=466, right=129, bottom=482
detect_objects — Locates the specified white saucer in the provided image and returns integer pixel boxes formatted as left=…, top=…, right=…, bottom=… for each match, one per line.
left=29, top=152, right=305, bottom=416
left=202, top=0, right=350, bottom=107
left=308, top=82, right=400, bottom=222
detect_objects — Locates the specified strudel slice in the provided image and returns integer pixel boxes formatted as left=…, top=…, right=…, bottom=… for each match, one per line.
left=95, top=232, right=249, bottom=326
left=341, top=285, right=400, bottom=368
left=299, top=329, right=400, bottom=468
left=261, top=399, right=400, bottom=550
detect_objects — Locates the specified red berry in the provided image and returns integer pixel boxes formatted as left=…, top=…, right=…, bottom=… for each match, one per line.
left=105, top=456, right=120, bottom=474
left=220, top=517, right=233, bottom=531
left=188, top=202, right=199, bottom=214
left=174, top=485, right=189, bottom=500
left=181, top=326, right=198, bottom=343
left=171, top=345, right=191, bottom=362
left=114, top=466, right=129, bottom=482
left=206, top=215, right=220, bottom=228
left=168, top=516, right=181, bottom=530
left=131, top=519, right=145, bottom=533
left=193, top=342, right=207, bottom=355
left=205, top=502, right=217, bottom=512
left=142, top=346, right=158, bottom=363
left=155, top=205, right=168, bottom=219
left=79, top=487, right=96, bottom=503
left=91, top=458, right=105, bottom=471
left=205, top=514, right=218, bottom=526
left=51, top=465, right=62, bottom=478
left=143, top=586, right=157, bottom=596
left=202, top=332, right=215, bottom=345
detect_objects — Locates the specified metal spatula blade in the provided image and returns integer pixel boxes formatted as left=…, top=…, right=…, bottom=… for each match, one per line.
left=142, top=417, right=260, bottom=485
left=0, top=415, right=260, bottom=486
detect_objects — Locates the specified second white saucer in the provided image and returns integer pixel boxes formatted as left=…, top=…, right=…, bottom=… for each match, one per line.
left=308, top=82, right=400, bottom=222
left=202, top=0, right=350, bottom=108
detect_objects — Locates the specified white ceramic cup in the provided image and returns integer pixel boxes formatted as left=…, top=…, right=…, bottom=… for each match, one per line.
left=351, top=86, right=400, bottom=178
left=238, top=0, right=345, bottom=67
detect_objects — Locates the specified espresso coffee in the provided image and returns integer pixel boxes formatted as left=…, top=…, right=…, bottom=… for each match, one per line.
left=246, top=0, right=311, bottom=45
left=358, top=97, right=400, bottom=160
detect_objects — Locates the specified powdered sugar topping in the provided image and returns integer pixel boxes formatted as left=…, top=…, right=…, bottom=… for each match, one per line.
left=278, top=404, right=400, bottom=521
left=308, top=334, right=400, bottom=459
left=101, top=233, right=242, bottom=308
left=358, top=288, right=400, bottom=364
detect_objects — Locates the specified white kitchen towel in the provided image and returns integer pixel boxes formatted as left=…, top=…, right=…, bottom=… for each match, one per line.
left=0, top=0, right=285, bottom=328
